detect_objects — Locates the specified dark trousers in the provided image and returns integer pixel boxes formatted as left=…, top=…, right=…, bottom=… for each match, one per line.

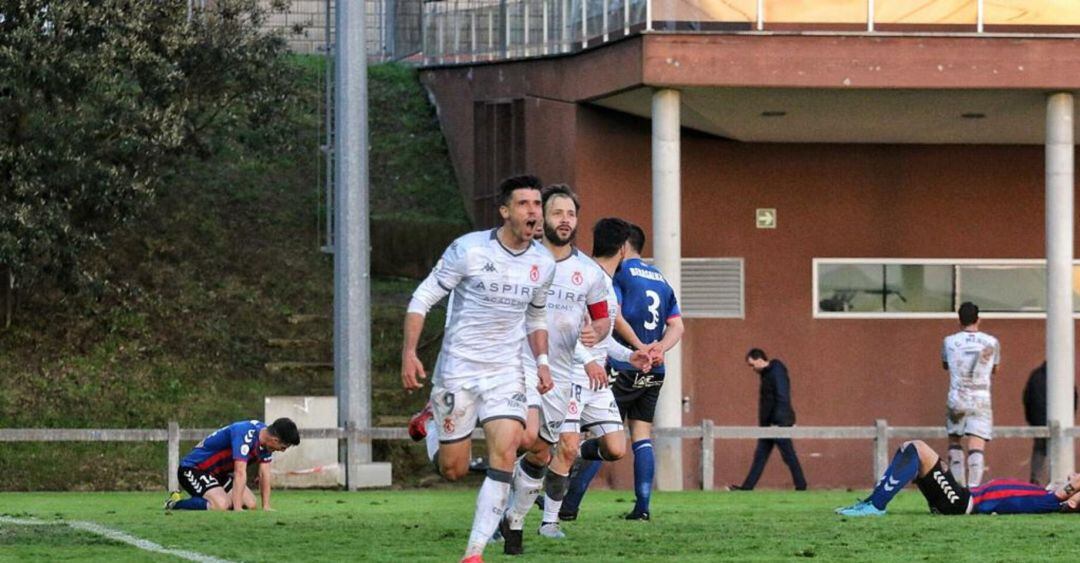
left=740, top=438, right=807, bottom=490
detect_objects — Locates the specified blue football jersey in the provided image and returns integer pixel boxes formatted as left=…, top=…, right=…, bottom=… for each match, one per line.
left=609, top=257, right=680, bottom=374
left=181, top=420, right=273, bottom=477
left=970, top=480, right=1062, bottom=514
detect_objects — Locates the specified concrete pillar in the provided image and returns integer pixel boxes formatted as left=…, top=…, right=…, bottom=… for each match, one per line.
left=651, top=88, right=683, bottom=491
left=1046, top=92, right=1075, bottom=483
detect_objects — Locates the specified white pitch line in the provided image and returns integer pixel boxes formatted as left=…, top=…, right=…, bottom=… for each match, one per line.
left=0, top=516, right=233, bottom=563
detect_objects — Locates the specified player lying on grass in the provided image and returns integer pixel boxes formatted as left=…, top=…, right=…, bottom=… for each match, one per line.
left=166, top=418, right=300, bottom=511
left=836, top=439, right=1080, bottom=516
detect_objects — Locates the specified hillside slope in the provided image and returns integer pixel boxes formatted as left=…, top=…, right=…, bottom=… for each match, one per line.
left=0, top=59, right=466, bottom=490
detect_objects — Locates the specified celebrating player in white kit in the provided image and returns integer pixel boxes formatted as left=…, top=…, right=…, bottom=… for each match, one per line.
left=401, top=175, right=556, bottom=563
left=941, top=301, right=1000, bottom=487
left=499, top=184, right=616, bottom=555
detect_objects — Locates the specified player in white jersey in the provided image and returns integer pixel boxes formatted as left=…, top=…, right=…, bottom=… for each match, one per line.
left=401, top=175, right=556, bottom=563
left=941, top=301, right=1000, bottom=487
left=409, top=221, right=547, bottom=468
left=498, top=184, right=611, bottom=554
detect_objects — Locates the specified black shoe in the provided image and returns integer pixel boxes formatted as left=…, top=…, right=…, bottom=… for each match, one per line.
left=625, top=510, right=650, bottom=521
left=558, top=510, right=578, bottom=521
left=500, top=517, right=523, bottom=555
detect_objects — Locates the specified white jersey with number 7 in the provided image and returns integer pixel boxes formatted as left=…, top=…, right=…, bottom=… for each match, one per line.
left=942, top=330, right=1000, bottom=410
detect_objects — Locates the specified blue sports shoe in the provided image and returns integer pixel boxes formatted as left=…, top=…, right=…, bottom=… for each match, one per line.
left=835, top=499, right=886, bottom=517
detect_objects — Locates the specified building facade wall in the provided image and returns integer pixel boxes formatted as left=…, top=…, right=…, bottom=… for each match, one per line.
left=574, top=105, right=1068, bottom=489
left=419, top=32, right=1080, bottom=489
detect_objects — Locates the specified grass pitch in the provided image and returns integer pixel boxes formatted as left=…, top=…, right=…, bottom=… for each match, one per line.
left=1, top=488, right=1078, bottom=561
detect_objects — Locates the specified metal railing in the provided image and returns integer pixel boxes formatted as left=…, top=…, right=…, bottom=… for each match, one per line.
left=0, top=420, right=1073, bottom=491
left=421, top=0, right=1080, bottom=66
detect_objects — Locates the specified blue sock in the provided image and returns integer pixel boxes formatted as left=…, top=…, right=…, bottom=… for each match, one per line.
left=868, top=443, right=921, bottom=510
left=563, top=460, right=602, bottom=515
left=173, top=497, right=209, bottom=510
left=632, top=439, right=654, bottom=514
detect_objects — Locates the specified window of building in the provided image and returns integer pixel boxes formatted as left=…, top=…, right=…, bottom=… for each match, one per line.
left=643, top=258, right=744, bottom=318
left=814, top=258, right=1080, bottom=318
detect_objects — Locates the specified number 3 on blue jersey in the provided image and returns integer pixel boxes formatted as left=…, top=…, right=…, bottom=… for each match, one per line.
left=643, top=289, right=661, bottom=330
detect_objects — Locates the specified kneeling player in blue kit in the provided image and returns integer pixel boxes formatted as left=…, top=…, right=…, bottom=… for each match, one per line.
left=837, top=439, right=1080, bottom=516
left=166, top=418, right=300, bottom=511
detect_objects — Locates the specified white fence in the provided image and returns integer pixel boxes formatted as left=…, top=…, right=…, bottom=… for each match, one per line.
left=1, top=421, right=1073, bottom=491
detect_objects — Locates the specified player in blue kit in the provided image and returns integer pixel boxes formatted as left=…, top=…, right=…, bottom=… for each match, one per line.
left=563, top=223, right=683, bottom=522
left=836, top=439, right=1080, bottom=516
left=166, top=418, right=300, bottom=511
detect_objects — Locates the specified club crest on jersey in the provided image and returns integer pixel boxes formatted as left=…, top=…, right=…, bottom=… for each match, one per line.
left=571, top=271, right=583, bottom=286
left=530, top=264, right=540, bottom=282
left=443, top=418, right=455, bottom=434
left=568, top=402, right=578, bottom=415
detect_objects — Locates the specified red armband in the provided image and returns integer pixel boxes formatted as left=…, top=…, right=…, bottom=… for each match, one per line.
left=587, top=301, right=609, bottom=320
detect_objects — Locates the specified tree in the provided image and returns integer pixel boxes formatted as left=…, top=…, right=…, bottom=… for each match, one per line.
left=0, top=0, right=296, bottom=293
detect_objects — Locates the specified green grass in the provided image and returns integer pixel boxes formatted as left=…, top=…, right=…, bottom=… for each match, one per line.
left=2, top=490, right=1080, bottom=561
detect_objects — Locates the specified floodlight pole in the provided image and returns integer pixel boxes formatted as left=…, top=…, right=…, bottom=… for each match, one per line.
left=334, top=0, right=372, bottom=491
left=1046, top=92, right=1075, bottom=484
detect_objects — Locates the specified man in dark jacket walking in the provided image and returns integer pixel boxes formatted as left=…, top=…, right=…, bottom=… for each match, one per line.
left=730, top=348, right=807, bottom=491
left=1022, top=361, right=1077, bottom=484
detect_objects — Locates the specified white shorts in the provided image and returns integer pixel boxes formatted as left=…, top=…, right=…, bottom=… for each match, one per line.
left=525, top=367, right=541, bottom=408
left=430, top=376, right=527, bottom=443
left=946, top=407, right=993, bottom=441
left=539, top=383, right=580, bottom=444
left=579, top=385, right=624, bottom=437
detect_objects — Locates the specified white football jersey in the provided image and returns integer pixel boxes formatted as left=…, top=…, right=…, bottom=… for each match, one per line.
left=570, top=269, right=620, bottom=386
left=542, top=249, right=610, bottom=384
left=942, top=330, right=1000, bottom=409
left=413, top=229, right=556, bottom=388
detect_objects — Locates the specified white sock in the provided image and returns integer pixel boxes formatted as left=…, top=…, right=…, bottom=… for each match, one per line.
left=542, top=493, right=562, bottom=524
left=542, top=470, right=569, bottom=523
left=507, top=457, right=546, bottom=530
left=465, top=469, right=512, bottom=556
left=948, top=447, right=966, bottom=486
left=424, top=419, right=439, bottom=462
left=967, top=450, right=985, bottom=487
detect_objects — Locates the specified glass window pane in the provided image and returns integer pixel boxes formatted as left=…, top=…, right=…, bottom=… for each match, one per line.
left=958, top=265, right=1044, bottom=312
left=818, top=264, right=885, bottom=312
left=883, top=264, right=953, bottom=312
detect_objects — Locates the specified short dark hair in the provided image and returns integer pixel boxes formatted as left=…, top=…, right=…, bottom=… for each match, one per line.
left=268, top=417, right=301, bottom=446
left=746, top=348, right=768, bottom=361
left=498, top=175, right=543, bottom=207
left=958, top=302, right=979, bottom=326
left=541, top=183, right=580, bottom=214
left=628, top=224, right=646, bottom=254
left=593, top=217, right=632, bottom=258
